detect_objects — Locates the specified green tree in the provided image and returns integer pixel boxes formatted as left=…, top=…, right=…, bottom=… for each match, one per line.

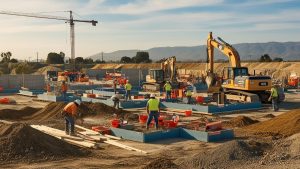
left=94, top=59, right=105, bottom=63
left=259, top=54, right=272, bottom=62
left=10, top=58, right=18, bottom=63
left=132, top=51, right=151, bottom=63
left=75, top=57, right=84, bottom=64
left=84, top=58, right=94, bottom=64
left=46, top=52, right=65, bottom=64
left=1, top=51, right=12, bottom=63
left=120, top=56, right=132, bottom=63
left=273, top=57, right=283, bottom=62
left=13, top=63, right=33, bottom=74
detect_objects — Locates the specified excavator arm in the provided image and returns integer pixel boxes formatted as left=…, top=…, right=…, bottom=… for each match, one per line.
left=206, top=32, right=241, bottom=74
left=161, top=56, right=176, bottom=82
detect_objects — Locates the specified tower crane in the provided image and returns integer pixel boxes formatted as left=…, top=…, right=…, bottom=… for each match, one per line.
left=0, top=10, right=98, bottom=70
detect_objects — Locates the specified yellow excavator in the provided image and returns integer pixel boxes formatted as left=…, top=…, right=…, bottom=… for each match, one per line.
left=206, top=32, right=272, bottom=102
left=143, top=56, right=177, bottom=91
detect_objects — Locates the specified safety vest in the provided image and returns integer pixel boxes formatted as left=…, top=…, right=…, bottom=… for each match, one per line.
left=125, top=83, right=132, bottom=90
left=63, top=102, right=78, bottom=116
left=148, top=98, right=159, bottom=111
left=186, top=90, right=192, bottom=96
left=61, top=84, right=68, bottom=92
left=271, top=87, right=278, bottom=97
left=165, top=83, right=172, bottom=91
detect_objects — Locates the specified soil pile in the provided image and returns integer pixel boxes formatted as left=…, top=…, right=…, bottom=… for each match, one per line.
left=263, top=114, right=276, bottom=118
left=28, top=102, right=66, bottom=121
left=179, top=140, right=266, bottom=169
left=0, top=107, right=41, bottom=120
left=228, top=116, right=259, bottom=127
left=260, top=133, right=300, bottom=165
left=142, top=158, right=178, bottom=169
left=244, top=109, right=300, bottom=137
left=0, top=123, right=88, bottom=164
left=80, top=102, right=132, bottom=120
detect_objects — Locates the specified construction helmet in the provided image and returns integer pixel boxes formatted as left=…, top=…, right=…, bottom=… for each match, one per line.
left=150, top=93, right=156, bottom=98
left=127, top=80, right=130, bottom=83
left=74, top=99, right=81, bottom=106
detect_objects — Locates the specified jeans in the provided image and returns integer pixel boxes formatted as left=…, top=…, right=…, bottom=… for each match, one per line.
left=64, top=114, right=75, bottom=135
left=187, top=96, right=192, bottom=104
left=166, top=91, right=171, bottom=99
left=113, top=99, right=119, bottom=109
left=126, top=90, right=131, bottom=101
left=62, top=91, right=67, bottom=101
left=272, top=97, right=279, bottom=111
left=146, top=111, right=159, bottom=129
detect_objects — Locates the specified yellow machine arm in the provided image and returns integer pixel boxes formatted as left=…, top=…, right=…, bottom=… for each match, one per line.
left=206, top=32, right=241, bottom=73
left=161, top=56, right=176, bottom=82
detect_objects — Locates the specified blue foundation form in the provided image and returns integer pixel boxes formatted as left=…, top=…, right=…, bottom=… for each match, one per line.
left=161, top=102, right=262, bottom=114
left=18, top=90, right=45, bottom=96
left=81, top=96, right=148, bottom=109
left=0, top=89, right=20, bottom=94
left=37, top=93, right=80, bottom=102
left=110, top=127, right=234, bottom=143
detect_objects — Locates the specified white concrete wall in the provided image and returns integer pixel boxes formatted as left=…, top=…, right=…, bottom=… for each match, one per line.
left=0, top=75, right=45, bottom=89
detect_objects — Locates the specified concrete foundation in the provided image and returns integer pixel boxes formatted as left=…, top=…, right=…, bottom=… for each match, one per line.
left=161, top=102, right=262, bottom=114
left=18, top=90, right=45, bottom=97
left=37, top=93, right=80, bottom=102
left=110, top=127, right=234, bottom=143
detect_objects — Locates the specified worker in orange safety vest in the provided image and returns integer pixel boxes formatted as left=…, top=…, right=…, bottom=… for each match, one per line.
left=61, top=99, right=82, bottom=135
left=61, top=81, right=68, bottom=101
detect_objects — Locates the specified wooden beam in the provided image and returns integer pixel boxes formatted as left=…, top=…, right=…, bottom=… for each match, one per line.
left=104, top=134, right=121, bottom=140
left=104, top=140, right=147, bottom=154
left=0, top=120, right=15, bottom=124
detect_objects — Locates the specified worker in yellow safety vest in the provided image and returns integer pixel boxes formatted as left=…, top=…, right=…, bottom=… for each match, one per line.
left=269, top=84, right=279, bottom=111
left=185, top=88, right=193, bottom=104
left=163, top=81, right=172, bottom=99
left=125, top=80, right=132, bottom=101
left=146, top=93, right=160, bottom=130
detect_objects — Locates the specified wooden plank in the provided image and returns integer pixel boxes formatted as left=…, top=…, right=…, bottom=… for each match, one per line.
left=31, top=125, right=84, bottom=141
left=30, top=125, right=98, bottom=148
left=104, top=134, right=122, bottom=140
left=75, top=125, right=99, bottom=134
left=0, top=120, right=15, bottom=124
left=104, top=140, right=147, bottom=154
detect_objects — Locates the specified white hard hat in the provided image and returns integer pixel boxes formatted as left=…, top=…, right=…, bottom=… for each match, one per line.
left=74, top=99, right=81, bottom=106
left=150, top=93, right=156, bottom=98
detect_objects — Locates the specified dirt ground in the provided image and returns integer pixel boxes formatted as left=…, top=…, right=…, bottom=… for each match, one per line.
left=0, top=93, right=300, bottom=169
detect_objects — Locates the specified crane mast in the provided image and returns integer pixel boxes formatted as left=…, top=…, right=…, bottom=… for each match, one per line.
left=0, top=10, right=98, bottom=70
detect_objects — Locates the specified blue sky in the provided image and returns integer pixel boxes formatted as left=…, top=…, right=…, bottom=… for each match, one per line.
left=0, top=0, right=299, bottom=60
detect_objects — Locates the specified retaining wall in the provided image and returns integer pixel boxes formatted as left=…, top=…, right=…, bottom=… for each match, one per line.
left=0, top=75, right=45, bottom=90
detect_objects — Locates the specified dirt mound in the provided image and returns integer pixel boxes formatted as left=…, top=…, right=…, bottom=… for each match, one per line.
left=80, top=102, right=131, bottom=119
left=179, top=140, right=266, bottom=169
left=0, top=123, right=88, bottom=164
left=35, top=65, right=62, bottom=75
left=142, top=158, right=178, bottom=169
left=0, top=107, right=41, bottom=120
left=28, top=102, right=66, bottom=121
left=263, top=114, right=276, bottom=118
left=260, top=133, right=300, bottom=165
left=228, top=116, right=259, bottom=127
left=244, top=109, right=300, bottom=137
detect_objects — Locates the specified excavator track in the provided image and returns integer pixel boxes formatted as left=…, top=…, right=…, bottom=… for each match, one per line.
left=224, top=90, right=260, bottom=103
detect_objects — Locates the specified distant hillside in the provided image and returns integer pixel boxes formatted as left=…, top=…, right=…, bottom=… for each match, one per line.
left=89, top=42, right=300, bottom=61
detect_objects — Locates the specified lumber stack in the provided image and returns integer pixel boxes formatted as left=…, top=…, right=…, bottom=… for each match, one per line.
left=30, top=124, right=147, bottom=154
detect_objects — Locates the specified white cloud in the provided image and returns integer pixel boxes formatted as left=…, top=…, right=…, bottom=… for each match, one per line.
left=106, top=0, right=223, bottom=14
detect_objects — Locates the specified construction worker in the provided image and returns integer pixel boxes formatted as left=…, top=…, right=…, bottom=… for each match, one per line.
left=61, top=99, right=82, bottom=136
left=125, top=80, right=132, bottom=101
left=269, top=84, right=279, bottom=111
left=185, top=88, right=193, bottom=104
left=113, top=78, right=117, bottom=94
left=61, top=81, right=68, bottom=101
left=146, top=93, right=160, bottom=130
left=111, top=92, right=121, bottom=109
left=164, top=81, right=172, bottom=99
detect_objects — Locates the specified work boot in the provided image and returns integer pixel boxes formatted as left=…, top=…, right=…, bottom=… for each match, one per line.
left=69, top=133, right=77, bottom=137
left=146, top=126, right=149, bottom=130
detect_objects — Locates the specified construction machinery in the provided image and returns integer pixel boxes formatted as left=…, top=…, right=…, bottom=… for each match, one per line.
left=206, top=32, right=272, bottom=102
left=143, top=56, right=177, bottom=91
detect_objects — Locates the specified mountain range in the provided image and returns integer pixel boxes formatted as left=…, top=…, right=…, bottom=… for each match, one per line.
left=89, top=42, right=300, bottom=61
